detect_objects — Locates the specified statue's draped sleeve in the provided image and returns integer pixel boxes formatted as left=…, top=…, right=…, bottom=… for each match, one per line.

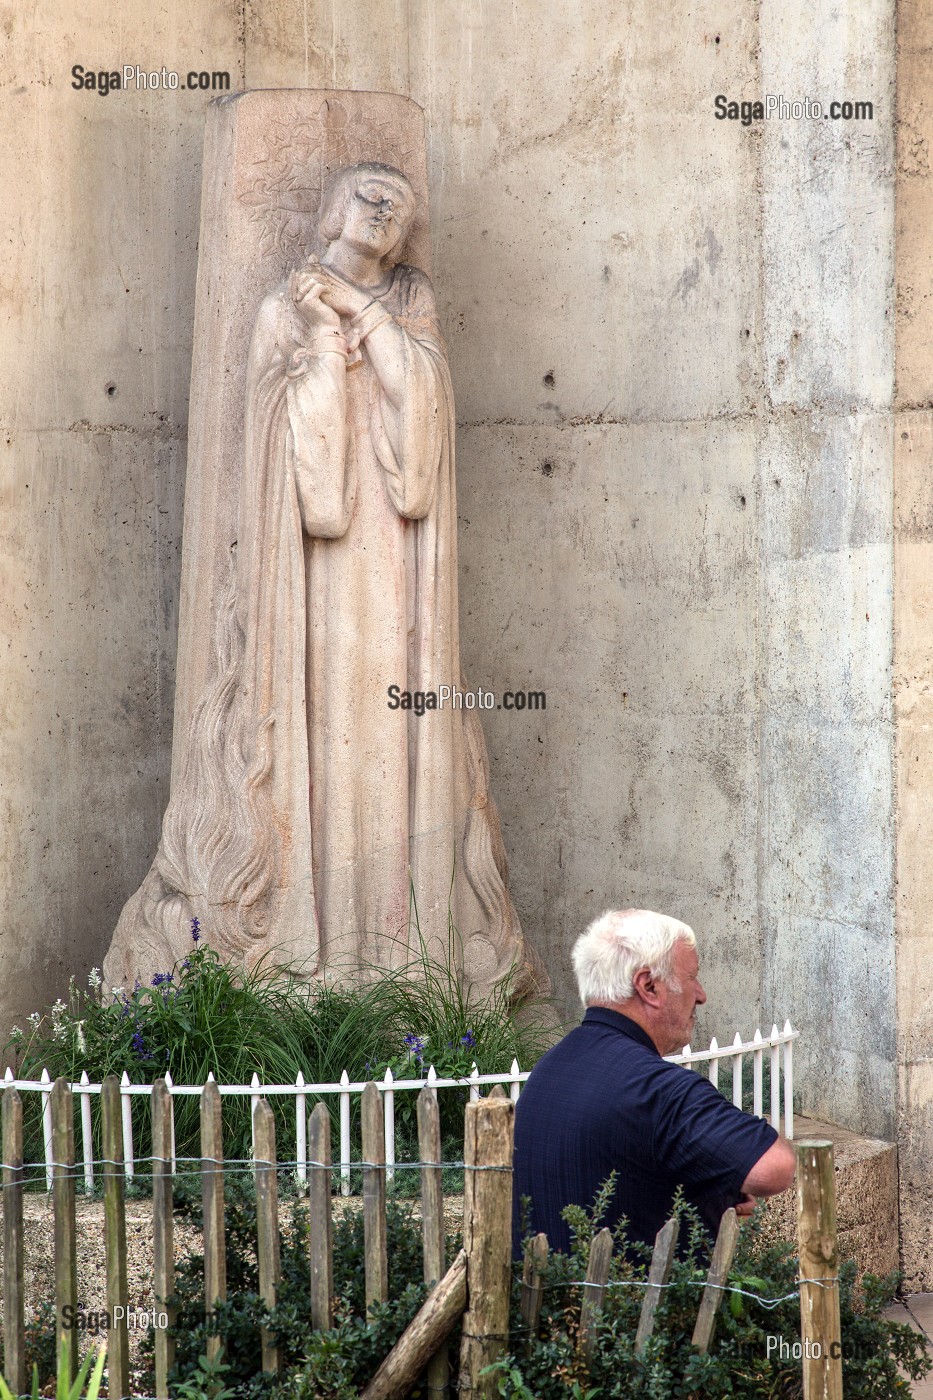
left=286, top=346, right=354, bottom=539
left=369, top=268, right=452, bottom=522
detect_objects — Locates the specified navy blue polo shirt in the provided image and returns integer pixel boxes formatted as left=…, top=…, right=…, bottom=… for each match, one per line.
left=512, top=1007, right=778, bottom=1256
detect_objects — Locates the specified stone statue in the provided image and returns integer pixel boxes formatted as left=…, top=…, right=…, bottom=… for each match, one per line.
left=104, top=99, right=545, bottom=1003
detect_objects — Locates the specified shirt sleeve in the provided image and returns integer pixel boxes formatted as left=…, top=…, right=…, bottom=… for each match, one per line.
left=653, top=1067, right=779, bottom=1206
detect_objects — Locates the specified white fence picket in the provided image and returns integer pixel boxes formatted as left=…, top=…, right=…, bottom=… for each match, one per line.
left=6, top=1023, right=798, bottom=1184
left=783, top=1020, right=795, bottom=1139
left=383, top=1067, right=395, bottom=1184
left=769, top=1024, right=781, bottom=1128
left=731, top=1032, right=743, bottom=1111
left=752, top=1029, right=764, bottom=1117
left=121, top=1070, right=135, bottom=1180
left=295, top=1071, right=307, bottom=1185
left=40, top=1067, right=53, bottom=1190
left=79, top=1070, right=94, bottom=1193
left=339, top=1069, right=351, bottom=1197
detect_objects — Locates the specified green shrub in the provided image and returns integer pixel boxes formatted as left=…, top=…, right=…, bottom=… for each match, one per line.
left=133, top=1175, right=453, bottom=1399
left=128, top=1175, right=928, bottom=1400
left=0, top=1302, right=59, bottom=1397
left=5, top=921, right=554, bottom=1182
left=495, top=1187, right=931, bottom=1399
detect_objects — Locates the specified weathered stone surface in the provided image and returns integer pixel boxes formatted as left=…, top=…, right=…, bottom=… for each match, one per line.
left=103, top=94, right=545, bottom=1001
left=896, top=0, right=933, bottom=1289
left=759, top=1116, right=899, bottom=1282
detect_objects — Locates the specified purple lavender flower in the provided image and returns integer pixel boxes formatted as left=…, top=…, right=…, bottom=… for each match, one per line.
left=151, top=972, right=174, bottom=987
left=190, top=917, right=201, bottom=944
left=460, top=1030, right=476, bottom=1050
left=403, top=1033, right=426, bottom=1065
left=130, top=1025, right=154, bottom=1061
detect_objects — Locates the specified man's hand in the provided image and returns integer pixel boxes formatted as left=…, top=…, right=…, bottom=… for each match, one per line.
left=734, top=1193, right=758, bottom=1219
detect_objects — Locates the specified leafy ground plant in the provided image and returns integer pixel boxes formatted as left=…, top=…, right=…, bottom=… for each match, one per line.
left=134, top=1175, right=449, bottom=1399
left=496, top=1188, right=932, bottom=1400
left=0, top=1302, right=58, bottom=1395
left=0, top=1340, right=106, bottom=1400
left=126, top=1175, right=930, bottom=1400
left=6, top=918, right=554, bottom=1178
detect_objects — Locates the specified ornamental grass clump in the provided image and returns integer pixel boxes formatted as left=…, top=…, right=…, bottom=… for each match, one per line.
left=0, top=1339, right=106, bottom=1400
left=6, top=917, right=554, bottom=1179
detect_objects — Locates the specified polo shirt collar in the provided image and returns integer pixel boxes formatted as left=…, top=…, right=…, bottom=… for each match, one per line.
left=582, top=1006, right=660, bottom=1055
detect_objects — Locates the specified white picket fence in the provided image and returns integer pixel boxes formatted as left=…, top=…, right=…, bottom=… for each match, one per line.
left=2, top=1020, right=797, bottom=1195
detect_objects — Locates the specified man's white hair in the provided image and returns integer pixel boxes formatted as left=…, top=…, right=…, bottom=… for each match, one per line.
left=571, top=908, right=696, bottom=1008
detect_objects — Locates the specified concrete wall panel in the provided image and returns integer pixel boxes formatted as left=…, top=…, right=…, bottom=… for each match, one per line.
left=761, top=0, right=894, bottom=411
left=0, top=1, right=914, bottom=1279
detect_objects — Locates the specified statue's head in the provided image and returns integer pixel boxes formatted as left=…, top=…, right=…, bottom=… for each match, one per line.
left=318, top=163, right=417, bottom=265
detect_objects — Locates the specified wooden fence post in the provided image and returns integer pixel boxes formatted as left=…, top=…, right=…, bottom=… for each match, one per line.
left=2, top=1086, right=25, bottom=1397
left=360, top=1251, right=467, bottom=1400
left=520, top=1233, right=548, bottom=1340
left=362, top=1082, right=388, bottom=1311
left=152, top=1078, right=176, bottom=1399
left=201, top=1078, right=226, bottom=1365
left=418, top=1086, right=448, bottom=1399
left=309, top=1101, right=335, bottom=1331
left=635, top=1216, right=678, bottom=1357
left=578, top=1227, right=613, bottom=1366
left=253, top=1100, right=281, bottom=1375
left=796, top=1140, right=843, bottom=1400
left=102, top=1076, right=130, bottom=1399
left=692, top=1208, right=740, bottom=1353
left=458, top=1086, right=514, bottom=1400
left=51, top=1077, right=79, bottom=1383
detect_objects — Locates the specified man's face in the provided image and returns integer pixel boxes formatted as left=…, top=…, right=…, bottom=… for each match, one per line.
left=654, top=940, right=706, bottom=1055
left=339, top=176, right=412, bottom=260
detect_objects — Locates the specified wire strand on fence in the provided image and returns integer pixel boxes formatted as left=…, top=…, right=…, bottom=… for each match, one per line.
left=0, top=1155, right=512, bottom=1182
left=523, top=1274, right=842, bottom=1311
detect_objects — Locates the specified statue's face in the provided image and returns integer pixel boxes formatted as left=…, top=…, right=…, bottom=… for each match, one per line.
left=337, top=172, right=413, bottom=260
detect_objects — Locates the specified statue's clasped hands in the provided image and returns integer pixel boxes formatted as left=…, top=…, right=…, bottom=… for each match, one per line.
left=290, top=260, right=368, bottom=364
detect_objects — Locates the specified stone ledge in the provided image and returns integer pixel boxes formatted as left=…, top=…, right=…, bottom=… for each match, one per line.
left=756, top=1114, right=899, bottom=1280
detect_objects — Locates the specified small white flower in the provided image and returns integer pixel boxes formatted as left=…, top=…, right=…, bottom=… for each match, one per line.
left=27, top=1011, right=41, bottom=1030
left=111, top=987, right=125, bottom=1000
left=87, top=967, right=102, bottom=990
left=8, top=1025, right=23, bottom=1043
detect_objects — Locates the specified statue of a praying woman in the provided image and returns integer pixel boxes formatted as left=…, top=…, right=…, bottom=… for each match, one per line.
left=104, top=161, right=546, bottom=1001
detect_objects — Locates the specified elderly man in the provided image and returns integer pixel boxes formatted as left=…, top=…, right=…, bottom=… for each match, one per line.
left=512, top=909, right=795, bottom=1255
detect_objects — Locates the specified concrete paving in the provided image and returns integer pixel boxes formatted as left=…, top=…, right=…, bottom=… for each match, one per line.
left=884, top=1295, right=933, bottom=1397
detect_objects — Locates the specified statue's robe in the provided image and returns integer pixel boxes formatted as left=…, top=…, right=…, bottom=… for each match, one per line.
left=104, top=264, right=544, bottom=998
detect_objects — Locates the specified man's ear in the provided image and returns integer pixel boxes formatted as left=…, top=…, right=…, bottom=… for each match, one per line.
left=632, top=966, right=662, bottom=1008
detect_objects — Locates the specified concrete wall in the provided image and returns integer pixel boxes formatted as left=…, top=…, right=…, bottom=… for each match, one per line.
left=894, top=0, right=933, bottom=1290
left=0, top=0, right=902, bottom=1210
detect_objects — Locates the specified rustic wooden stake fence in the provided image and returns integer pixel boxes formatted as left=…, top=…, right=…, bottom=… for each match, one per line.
left=0, top=1080, right=843, bottom=1400
left=796, top=1139, right=844, bottom=1400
